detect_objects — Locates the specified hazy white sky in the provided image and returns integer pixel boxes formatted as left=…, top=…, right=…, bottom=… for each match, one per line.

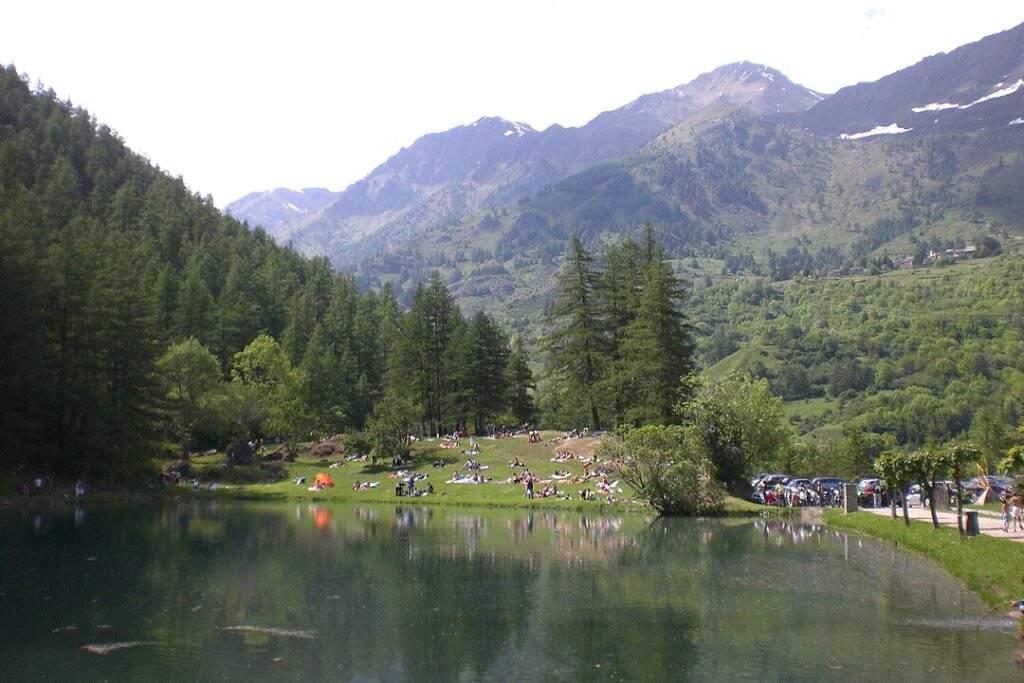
left=3, top=1, right=1021, bottom=206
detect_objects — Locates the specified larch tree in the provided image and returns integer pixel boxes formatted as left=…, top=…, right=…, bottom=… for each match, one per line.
left=544, top=235, right=604, bottom=431
left=619, top=235, right=695, bottom=425
left=506, top=335, right=536, bottom=426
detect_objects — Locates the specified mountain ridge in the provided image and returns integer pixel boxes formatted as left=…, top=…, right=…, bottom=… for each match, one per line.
left=794, top=21, right=1024, bottom=137
left=227, top=61, right=823, bottom=265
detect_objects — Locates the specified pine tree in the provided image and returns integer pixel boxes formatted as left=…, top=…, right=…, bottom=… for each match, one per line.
left=0, top=184, right=48, bottom=461
left=175, top=250, right=216, bottom=345
left=459, top=311, right=510, bottom=434
left=506, top=335, right=536, bottom=426
left=298, top=322, right=355, bottom=435
left=544, top=235, right=603, bottom=431
left=619, top=243, right=695, bottom=425
left=596, top=238, right=643, bottom=425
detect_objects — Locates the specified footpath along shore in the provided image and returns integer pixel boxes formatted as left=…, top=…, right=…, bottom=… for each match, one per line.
left=861, top=501, right=1024, bottom=543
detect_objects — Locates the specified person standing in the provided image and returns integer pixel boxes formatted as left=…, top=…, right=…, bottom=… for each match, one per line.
left=1011, top=491, right=1023, bottom=532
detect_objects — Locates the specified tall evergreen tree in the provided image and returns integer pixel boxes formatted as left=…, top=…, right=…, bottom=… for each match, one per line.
left=459, top=311, right=510, bottom=434
left=0, top=184, right=48, bottom=461
left=596, top=238, right=643, bottom=425
left=174, top=250, right=216, bottom=345
left=619, top=243, right=696, bottom=425
left=506, top=335, right=536, bottom=426
left=544, top=235, right=603, bottom=431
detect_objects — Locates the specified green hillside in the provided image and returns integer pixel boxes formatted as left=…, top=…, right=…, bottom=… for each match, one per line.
left=352, top=106, right=1023, bottom=333
left=0, top=67, right=532, bottom=479
left=692, top=255, right=1024, bottom=447
left=338, top=102, right=1024, bottom=451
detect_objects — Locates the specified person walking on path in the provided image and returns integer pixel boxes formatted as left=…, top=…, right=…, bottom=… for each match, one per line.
left=1011, top=492, right=1023, bottom=532
left=1002, top=497, right=1012, bottom=532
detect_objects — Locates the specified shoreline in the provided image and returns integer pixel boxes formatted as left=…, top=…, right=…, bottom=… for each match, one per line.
left=823, top=508, right=1024, bottom=609
left=8, top=482, right=1019, bottom=614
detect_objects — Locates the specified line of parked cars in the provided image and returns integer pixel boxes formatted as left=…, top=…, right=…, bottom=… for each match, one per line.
left=752, top=473, right=1017, bottom=508
left=750, top=474, right=847, bottom=507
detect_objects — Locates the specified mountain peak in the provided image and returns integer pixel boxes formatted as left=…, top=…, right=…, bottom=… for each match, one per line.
left=469, top=116, right=536, bottom=137
left=629, top=61, right=825, bottom=118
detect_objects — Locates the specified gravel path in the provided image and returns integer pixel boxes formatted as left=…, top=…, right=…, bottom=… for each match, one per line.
left=860, top=501, right=1024, bottom=542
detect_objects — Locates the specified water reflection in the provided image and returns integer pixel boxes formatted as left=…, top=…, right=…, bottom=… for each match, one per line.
left=0, top=504, right=1020, bottom=682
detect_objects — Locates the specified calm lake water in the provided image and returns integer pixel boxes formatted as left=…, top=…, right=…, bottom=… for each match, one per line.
left=1, top=502, right=1020, bottom=682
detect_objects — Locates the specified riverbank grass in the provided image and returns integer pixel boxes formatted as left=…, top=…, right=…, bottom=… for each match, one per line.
left=823, top=509, right=1024, bottom=607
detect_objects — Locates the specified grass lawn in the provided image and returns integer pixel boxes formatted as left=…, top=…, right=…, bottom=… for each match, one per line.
left=823, top=509, right=1024, bottom=607
left=168, top=432, right=765, bottom=518
left=180, top=431, right=647, bottom=512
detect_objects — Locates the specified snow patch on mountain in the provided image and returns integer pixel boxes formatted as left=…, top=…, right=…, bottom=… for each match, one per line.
left=840, top=123, right=913, bottom=140
left=912, top=102, right=961, bottom=113
left=970, top=78, right=1024, bottom=106
left=503, top=121, right=533, bottom=137
left=912, top=78, right=1024, bottom=113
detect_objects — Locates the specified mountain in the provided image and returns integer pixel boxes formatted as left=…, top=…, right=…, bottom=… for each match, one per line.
left=227, top=62, right=823, bottom=265
left=227, top=21, right=1024, bottom=331
left=344, top=23, right=1024, bottom=320
left=353, top=102, right=1022, bottom=331
left=796, top=21, right=1024, bottom=137
left=225, top=187, right=335, bottom=238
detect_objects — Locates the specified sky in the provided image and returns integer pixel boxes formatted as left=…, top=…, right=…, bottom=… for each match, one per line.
left=3, top=1, right=1022, bottom=207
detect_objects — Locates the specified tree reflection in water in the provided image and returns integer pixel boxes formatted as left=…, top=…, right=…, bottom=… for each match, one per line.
left=0, top=504, right=1017, bottom=682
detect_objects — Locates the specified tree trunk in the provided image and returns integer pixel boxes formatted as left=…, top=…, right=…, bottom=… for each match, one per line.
left=955, top=487, right=964, bottom=536
left=901, top=484, right=910, bottom=526
left=928, top=483, right=940, bottom=529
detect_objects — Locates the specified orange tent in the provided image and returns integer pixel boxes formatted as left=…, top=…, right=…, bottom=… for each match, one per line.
left=314, top=473, right=334, bottom=488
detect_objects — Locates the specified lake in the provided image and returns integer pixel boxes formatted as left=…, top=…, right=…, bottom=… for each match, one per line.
left=1, top=502, right=1020, bottom=681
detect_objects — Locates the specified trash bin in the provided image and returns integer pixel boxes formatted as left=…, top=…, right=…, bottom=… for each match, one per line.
left=965, top=510, right=979, bottom=537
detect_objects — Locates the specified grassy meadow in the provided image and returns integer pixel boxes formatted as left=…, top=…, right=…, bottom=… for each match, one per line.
left=181, top=431, right=638, bottom=510
left=173, top=431, right=762, bottom=515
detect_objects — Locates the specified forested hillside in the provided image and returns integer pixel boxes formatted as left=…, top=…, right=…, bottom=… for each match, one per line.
left=691, top=257, right=1024, bottom=459
left=0, top=67, right=530, bottom=478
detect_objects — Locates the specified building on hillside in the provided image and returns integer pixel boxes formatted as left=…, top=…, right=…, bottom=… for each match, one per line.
left=923, top=245, right=976, bottom=265
left=893, top=256, right=915, bottom=269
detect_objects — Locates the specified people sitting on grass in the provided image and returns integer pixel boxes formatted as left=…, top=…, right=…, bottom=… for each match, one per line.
left=507, top=457, right=525, bottom=468
left=447, top=472, right=488, bottom=484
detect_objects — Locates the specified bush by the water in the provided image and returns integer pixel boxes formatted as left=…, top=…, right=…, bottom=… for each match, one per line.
left=602, top=425, right=724, bottom=515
